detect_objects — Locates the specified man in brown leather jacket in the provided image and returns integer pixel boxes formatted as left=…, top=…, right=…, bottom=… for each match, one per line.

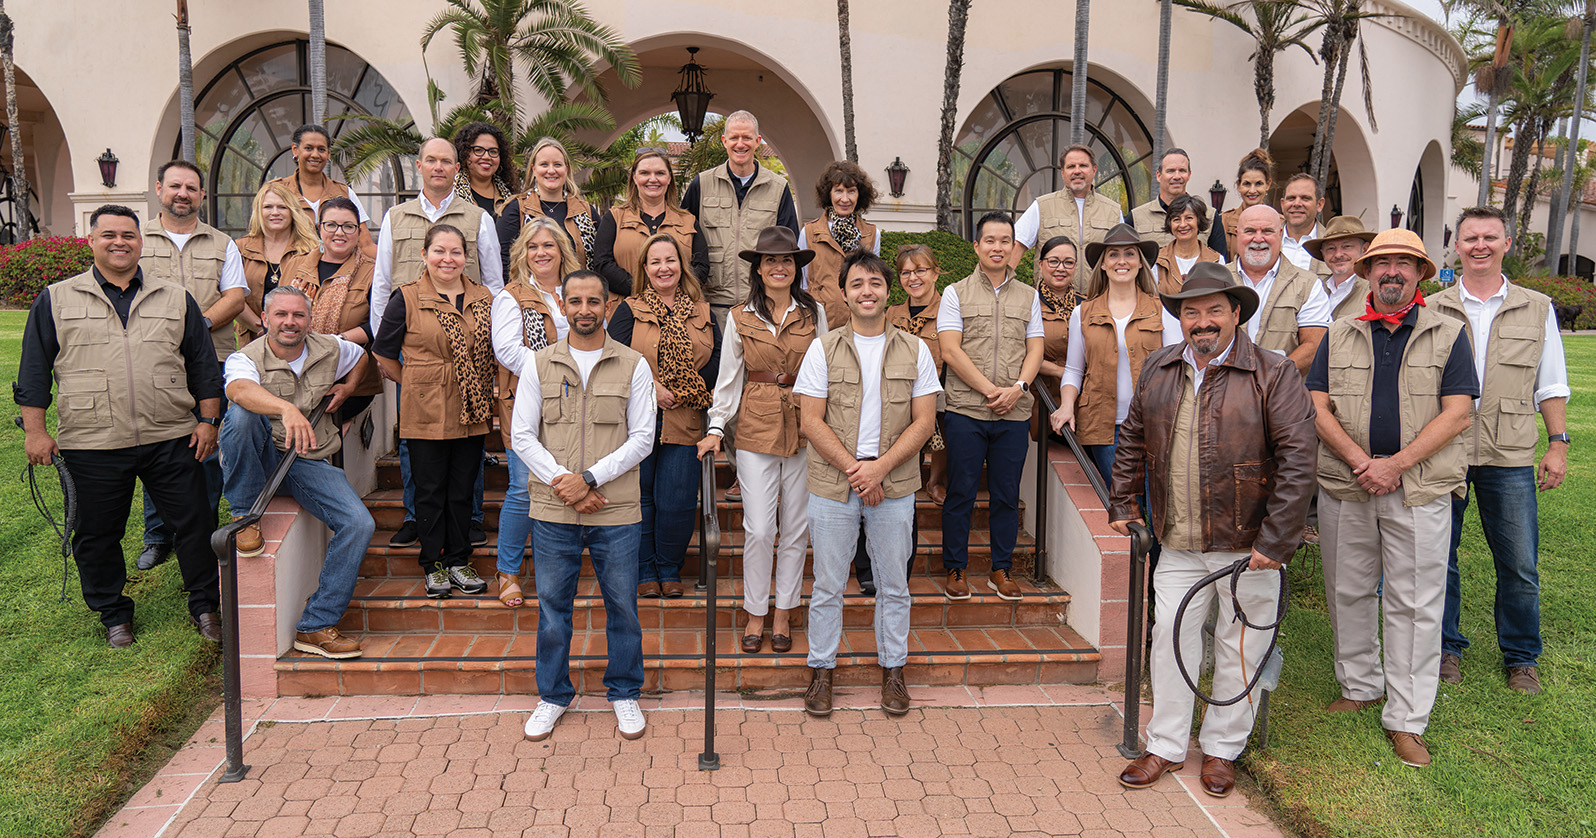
left=1108, top=262, right=1317, bottom=798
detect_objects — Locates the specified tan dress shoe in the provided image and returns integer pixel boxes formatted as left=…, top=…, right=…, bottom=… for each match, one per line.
left=1119, top=753, right=1183, bottom=789
left=988, top=568, right=1021, bottom=601
left=1385, top=729, right=1432, bottom=767
left=1199, top=755, right=1235, bottom=797
left=944, top=569, right=971, bottom=600
left=233, top=517, right=264, bottom=557
left=1326, top=695, right=1385, bottom=713
left=637, top=581, right=662, bottom=599
left=660, top=581, right=684, bottom=598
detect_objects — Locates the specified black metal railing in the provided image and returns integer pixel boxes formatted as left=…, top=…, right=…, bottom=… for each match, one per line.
left=696, top=452, right=722, bottom=771
left=208, top=398, right=332, bottom=783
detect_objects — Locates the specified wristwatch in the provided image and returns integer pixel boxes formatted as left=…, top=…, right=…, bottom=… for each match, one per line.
left=581, top=469, right=598, bottom=488
left=1015, top=381, right=1029, bottom=393
left=198, top=417, right=221, bottom=426
left=1548, top=432, right=1572, bottom=446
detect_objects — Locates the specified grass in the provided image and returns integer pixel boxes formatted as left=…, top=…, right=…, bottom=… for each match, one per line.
left=0, top=310, right=222, bottom=838
left=1245, top=334, right=1596, bottom=837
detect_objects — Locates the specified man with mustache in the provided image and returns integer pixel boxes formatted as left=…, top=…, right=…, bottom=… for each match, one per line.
left=219, top=286, right=374, bottom=660
left=1303, top=216, right=1375, bottom=321
left=1128, top=148, right=1192, bottom=248
left=1109, top=262, right=1316, bottom=797
left=1307, top=229, right=1479, bottom=768
left=1231, top=204, right=1333, bottom=374
left=133, top=160, right=249, bottom=573
left=1014, top=145, right=1124, bottom=263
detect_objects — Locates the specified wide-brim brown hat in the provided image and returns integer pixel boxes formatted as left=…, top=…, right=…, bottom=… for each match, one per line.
left=1303, top=215, right=1376, bottom=262
left=1353, top=228, right=1436, bottom=281
left=1159, top=261, right=1260, bottom=324
left=1084, top=222, right=1160, bottom=268
left=738, top=226, right=815, bottom=268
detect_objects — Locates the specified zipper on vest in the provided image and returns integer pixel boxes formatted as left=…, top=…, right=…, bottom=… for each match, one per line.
left=579, top=373, right=589, bottom=520
left=990, top=286, right=1002, bottom=388
left=120, top=311, right=142, bottom=447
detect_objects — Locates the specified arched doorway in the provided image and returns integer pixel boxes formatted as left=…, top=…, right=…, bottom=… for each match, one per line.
left=1267, top=109, right=1344, bottom=217
left=179, top=39, right=413, bottom=236
left=953, top=68, right=1156, bottom=238
left=0, top=64, right=73, bottom=240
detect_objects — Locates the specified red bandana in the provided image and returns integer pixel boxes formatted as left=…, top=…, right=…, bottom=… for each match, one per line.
left=1358, top=289, right=1425, bottom=325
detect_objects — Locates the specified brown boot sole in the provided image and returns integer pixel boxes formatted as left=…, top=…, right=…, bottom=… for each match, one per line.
left=293, top=639, right=363, bottom=660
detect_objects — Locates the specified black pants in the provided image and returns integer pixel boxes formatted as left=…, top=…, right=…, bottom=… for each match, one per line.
left=61, top=435, right=221, bottom=628
left=406, top=435, right=485, bottom=570
left=854, top=516, right=918, bottom=582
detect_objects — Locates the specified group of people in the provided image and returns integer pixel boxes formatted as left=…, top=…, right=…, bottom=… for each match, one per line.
left=14, top=116, right=1567, bottom=776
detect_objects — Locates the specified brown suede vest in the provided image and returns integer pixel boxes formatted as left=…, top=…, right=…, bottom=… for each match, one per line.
left=732, top=305, right=819, bottom=458
left=394, top=274, right=495, bottom=440
left=803, top=214, right=877, bottom=330
left=1075, top=292, right=1166, bottom=445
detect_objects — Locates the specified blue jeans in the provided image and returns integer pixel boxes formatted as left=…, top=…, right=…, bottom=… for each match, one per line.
left=1081, top=425, right=1119, bottom=489
left=400, top=437, right=485, bottom=527
left=219, top=406, right=375, bottom=632
left=497, top=450, right=535, bottom=576
left=941, top=412, right=1029, bottom=572
left=531, top=519, right=643, bottom=706
left=807, top=492, right=914, bottom=669
left=636, top=417, right=700, bottom=585
left=1443, top=465, right=1541, bottom=667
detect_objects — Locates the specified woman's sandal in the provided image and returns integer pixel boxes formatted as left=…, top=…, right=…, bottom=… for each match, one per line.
left=497, top=572, right=525, bottom=608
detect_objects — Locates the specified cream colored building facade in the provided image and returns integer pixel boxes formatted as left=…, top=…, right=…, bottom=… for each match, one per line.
left=6, top=0, right=1461, bottom=254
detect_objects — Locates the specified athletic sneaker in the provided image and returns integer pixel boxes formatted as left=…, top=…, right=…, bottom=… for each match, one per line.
left=424, top=564, right=452, bottom=598
left=524, top=700, right=567, bottom=741
left=448, top=565, right=489, bottom=594
left=614, top=699, right=646, bottom=740
left=389, top=520, right=419, bottom=547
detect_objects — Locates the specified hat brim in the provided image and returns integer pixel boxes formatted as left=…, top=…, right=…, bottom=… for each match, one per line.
left=1160, top=284, right=1261, bottom=325
left=1084, top=238, right=1160, bottom=268
left=1354, top=245, right=1436, bottom=281
left=1303, top=230, right=1376, bottom=262
left=739, top=247, right=816, bottom=268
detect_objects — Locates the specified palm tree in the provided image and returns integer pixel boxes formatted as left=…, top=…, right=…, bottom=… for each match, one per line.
left=1303, top=0, right=1395, bottom=186
left=1547, top=1, right=1592, bottom=263
left=309, top=0, right=327, bottom=123
left=1070, top=0, right=1090, bottom=147
left=1174, top=0, right=1325, bottom=148
left=838, top=0, right=858, bottom=162
left=936, top=0, right=973, bottom=232
left=0, top=0, right=33, bottom=240
left=1154, top=0, right=1173, bottom=166
left=1493, top=16, right=1577, bottom=236
left=176, top=0, right=196, bottom=163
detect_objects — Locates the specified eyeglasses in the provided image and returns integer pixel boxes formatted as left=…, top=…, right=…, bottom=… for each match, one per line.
left=635, top=147, right=669, bottom=158
left=468, top=146, right=501, bottom=159
left=1042, top=258, right=1077, bottom=270
left=320, top=221, right=361, bottom=234
left=901, top=268, right=936, bottom=278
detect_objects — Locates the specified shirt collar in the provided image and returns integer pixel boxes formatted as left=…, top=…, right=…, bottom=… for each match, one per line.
left=1238, top=258, right=1280, bottom=288
left=1182, top=337, right=1235, bottom=374
left=420, top=191, right=455, bottom=215
left=1285, top=223, right=1319, bottom=244
left=1458, top=273, right=1510, bottom=304
left=93, top=267, right=144, bottom=294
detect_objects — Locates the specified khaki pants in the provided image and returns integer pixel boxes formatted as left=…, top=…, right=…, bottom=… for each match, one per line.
left=736, top=448, right=810, bottom=615
left=1320, top=489, right=1451, bottom=734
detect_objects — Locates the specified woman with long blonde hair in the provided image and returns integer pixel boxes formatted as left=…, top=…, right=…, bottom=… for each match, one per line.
left=235, top=180, right=320, bottom=342
left=495, top=137, right=600, bottom=276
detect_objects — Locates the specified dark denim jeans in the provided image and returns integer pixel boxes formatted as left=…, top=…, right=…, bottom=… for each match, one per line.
left=941, top=412, right=1029, bottom=572
left=531, top=520, right=643, bottom=706
left=1081, top=424, right=1120, bottom=490
left=1443, top=465, right=1541, bottom=667
left=637, top=415, right=700, bottom=585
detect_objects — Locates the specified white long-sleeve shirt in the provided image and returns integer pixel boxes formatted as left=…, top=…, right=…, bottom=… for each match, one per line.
left=490, top=285, right=569, bottom=377
left=368, top=191, right=504, bottom=334
left=508, top=344, right=657, bottom=491
left=1059, top=305, right=1183, bottom=424
left=705, top=301, right=828, bottom=435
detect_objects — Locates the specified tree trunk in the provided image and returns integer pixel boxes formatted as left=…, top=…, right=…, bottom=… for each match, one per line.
left=1255, top=47, right=1275, bottom=149
left=1569, top=182, right=1585, bottom=278
left=1518, top=120, right=1549, bottom=246
left=177, top=0, right=196, bottom=163
left=1548, top=2, right=1592, bottom=265
left=1500, top=117, right=1535, bottom=240
left=308, top=0, right=327, bottom=124
left=0, top=1, right=33, bottom=240
left=935, top=0, right=972, bottom=233
left=1070, top=0, right=1089, bottom=147
left=1478, top=17, right=1511, bottom=207
left=838, top=0, right=857, bottom=162
left=1317, top=33, right=1355, bottom=186
left=1154, top=0, right=1172, bottom=166
left=1309, top=21, right=1345, bottom=189
left=1547, top=115, right=1571, bottom=267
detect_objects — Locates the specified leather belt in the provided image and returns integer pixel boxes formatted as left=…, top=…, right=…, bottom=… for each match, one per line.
left=746, top=371, right=796, bottom=386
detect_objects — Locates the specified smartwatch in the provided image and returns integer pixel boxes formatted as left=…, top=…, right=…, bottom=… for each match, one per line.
left=581, top=469, right=598, bottom=489
left=1548, top=432, right=1572, bottom=446
left=198, top=416, right=221, bottom=426
left=1015, top=381, right=1029, bottom=393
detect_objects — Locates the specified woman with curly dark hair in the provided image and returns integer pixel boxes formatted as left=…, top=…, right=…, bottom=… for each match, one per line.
left=452, top=121, right=519, bottom=216
left=800, top=160, right=880, bottom=330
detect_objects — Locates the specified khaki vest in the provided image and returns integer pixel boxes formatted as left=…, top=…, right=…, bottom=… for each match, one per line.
left=803, top=214, right=878, bottom=330
left=48, top=271, right=197, bottom=449
left=526, top=337, right=645, bottom=525
left=1431, top=281, right=1552, bottom=467
left=697, top=164, right=788, bottom=308
left=607, top=204, right=698, bottom=293
left=139, top=216, right=236, bottom=362
left=394, top=274, right=495, bottom=440
left=943, top=271, right=1037, bottom=422
left=1161, top=371, right=1202, bottom=550
left=1036, top=190, right=1123, bottom=255
left=388, top=195, right=486, bottom=289
left=1129, top=199, right=1173, bottom=248
left=517, top=193, right=596, bottom=268
left=494, top=282, right=560, bottom=428
left=1233, top=259, right=1317, bottom=356
left=1075, top=292, right=1167, bottom=445
left=1155, top=242, right=1224, bottom=296
left=237, top=332, right=344, bottom=461
left=732, top=305, right=819, bottom=458
left=625, top=296, right=717, bottom=445
left=1316, top=309, right=1469, bottom=506
left=282, top=250, right=383, bottom=397
left=1326, top=275, right=1370, bottom=322
left=805, top=326, right=924, bottom=502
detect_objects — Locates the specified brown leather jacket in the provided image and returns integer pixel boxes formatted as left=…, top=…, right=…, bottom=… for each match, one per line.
left=1109, top=330, right=1318, bottom=562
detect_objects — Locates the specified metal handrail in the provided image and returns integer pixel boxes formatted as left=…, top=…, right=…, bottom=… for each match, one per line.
left=697, top=452, right=722, bottom=771
left=208, top=397, right=332, bottom=783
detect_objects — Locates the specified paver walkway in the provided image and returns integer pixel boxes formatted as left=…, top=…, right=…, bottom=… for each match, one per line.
left=96, top=686, right=1284, bottom=838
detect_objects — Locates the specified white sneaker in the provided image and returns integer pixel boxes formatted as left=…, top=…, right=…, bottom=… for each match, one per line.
left=523, top=700, right=566, bottom=741
left=613, top=699, right=646, bottom=740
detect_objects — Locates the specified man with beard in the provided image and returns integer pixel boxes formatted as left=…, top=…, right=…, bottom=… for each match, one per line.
left=133, top=160, right=249, bottom=571
left=1014, top=145, right=1124, bottom=263
left=1279, top=174, right=1332, bottom=278
left=1303, top=216, right=1375, bottom=321
left=1110, top=262, right=1317, bottom=797
left=1128, top=148, right=1192, bottom=248
left=220, top=286, right=375, bottom=660
left=1231, top=205, right=1332, bottom=374
left=1308, top=229, right=1478, bottom=768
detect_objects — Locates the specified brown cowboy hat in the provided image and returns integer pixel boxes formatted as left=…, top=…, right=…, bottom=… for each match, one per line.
left=1084, top=222, right=1160, bottom=268
left=1158, top=261, right=1260, bottom=324
left=1303, top=215, right=1376, bottom=262
left=1353, top=228, right=1436, bottom=281
left=738, top=226, right=815, bottom=268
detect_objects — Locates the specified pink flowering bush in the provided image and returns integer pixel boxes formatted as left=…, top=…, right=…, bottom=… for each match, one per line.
left=0, top=236, right=93, bottom=306
left=1517, top=275, right=1596, bottom=330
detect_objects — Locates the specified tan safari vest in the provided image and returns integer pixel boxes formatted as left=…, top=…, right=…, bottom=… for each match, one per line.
left=732, top=305, right=819, bottom=458
left=282, top=250, right=383, bottom=397
left=1234, top=258, right=1317, bottom=356
left=526, top=337, right=645, bottom=525
left=1036, top=190, right=1123, bottom=255
left=1431, top=281, right=1553, bottom=468
left=494, top=282, right=560, bottom=428
left=607, top=204, right=698, bottom=291
left=1316, top=308, right=1468, bottom=506
left=139, top=216, right=236, bottom=362
left=625, top=296, right=717, bottom=445
left=1075, top=292, right=1167, bottom=445
left=803, top=214, right=878, bottom=330
left=48, top=271, right=197, bottom=450
left=1327, top=276, right=1371, bottom=322
left=387, top=195, right=487, bottom=289
left=1129, top=199, right=1173, bottom=248
left=943, top=270, right=1038, bottom=422
left=394, top=274, right=495, bottom=440
left=237, top=332, right=344, bottom=461
left=805, top=325, right=925, bottom=502
left=697, top=164, right=788, bottom=308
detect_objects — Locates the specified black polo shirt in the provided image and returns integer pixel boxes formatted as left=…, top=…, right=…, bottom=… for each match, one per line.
left=1306, top=306, right=1478, bottom=456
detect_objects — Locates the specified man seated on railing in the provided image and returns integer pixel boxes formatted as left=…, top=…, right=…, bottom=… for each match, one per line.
left=219, top=286, right=374, bottom=660
left=1109, top=263, right=1317, bottom=798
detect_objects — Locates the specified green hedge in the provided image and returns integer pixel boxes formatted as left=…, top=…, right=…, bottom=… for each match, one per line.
left=878, top=230, right=1036, bottom=306
left=1515, top=275, right=1596, bottom=330
left=0, top=237, right=93, bottom=307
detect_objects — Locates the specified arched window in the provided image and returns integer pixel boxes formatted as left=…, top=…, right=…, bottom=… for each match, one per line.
left=954, top=69, right=1156, bottom=238
left=182, top=40, right=414, bottom=236
left=1406, top=164, right=1424, bottom=236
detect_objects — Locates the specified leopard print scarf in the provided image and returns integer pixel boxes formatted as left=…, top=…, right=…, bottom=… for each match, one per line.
left=1039, top=282, right=1079, bottom=323
left=433, top=291, right=497, bottom=427
left=643, top=286, right=712, bottom=411
left=454, top=172, right=513, bottom=209
left=521, top=298, right=549, bottom=351
left=524, top=200, right=598, bottom=266
left=828, top=209, right=862, bottom=253
left=906, top=297, right=939, bottom=339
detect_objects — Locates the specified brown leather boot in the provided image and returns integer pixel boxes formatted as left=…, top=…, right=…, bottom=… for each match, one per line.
left=1118, top=753, right=1184, bottom=789
left=804, top=668, right=834, bottom=717
left=881, top=666, right=911, bottom=716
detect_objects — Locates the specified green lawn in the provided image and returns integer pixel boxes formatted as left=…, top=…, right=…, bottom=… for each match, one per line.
left=1247, top=334, right=1596, bottom=837
left=0, top=310, right=221, bottom=838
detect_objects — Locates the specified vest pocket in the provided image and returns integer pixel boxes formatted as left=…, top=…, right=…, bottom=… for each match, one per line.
left=1327, top=353, right=1371, bottom=395
left=58, top=370, right=110, bottom=428
left=1407, top=357, right=1444, bottom=396
left=151, top=372, right=197, bottom=419
left=1493, top=326, right=1541, bottom=368
left=589, top=378, right=630, bottom=423
left=1495, top=397, right=1537, bottom=447
left=58, top=306, right=109, bottom=344
left=540, top=377, right=567, bottom=423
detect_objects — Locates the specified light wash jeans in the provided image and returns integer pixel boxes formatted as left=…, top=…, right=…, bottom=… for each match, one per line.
left=806, top=491, right=914, bottom=670
left=497, top=450, right=535, bottom=576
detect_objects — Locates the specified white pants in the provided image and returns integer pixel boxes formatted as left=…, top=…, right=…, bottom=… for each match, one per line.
left=736, top=448, right=810, bottom=615
left=1320, top=489, right=1451, bottom=734
left=1146, top=548, right=1282, bottom=763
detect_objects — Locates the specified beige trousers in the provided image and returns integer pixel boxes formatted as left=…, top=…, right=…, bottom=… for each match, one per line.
left=1319, top=489, right=1452, bottom=734
left=736, top=448, right=810, bottom=615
